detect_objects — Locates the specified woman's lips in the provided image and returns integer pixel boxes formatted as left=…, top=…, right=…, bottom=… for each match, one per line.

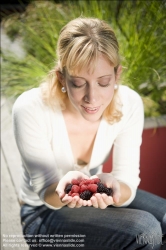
left=81, top=105, right=100, bottom=114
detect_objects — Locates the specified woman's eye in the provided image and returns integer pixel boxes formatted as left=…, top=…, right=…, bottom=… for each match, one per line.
left=98, top=81, right=110, bottom=87
left=98, top=83, right=110, bottom=87
left=71, top=80, right=86, bottom=88
left=71, top=83, right=84, bottom=88
left=98, top=78, right=111, bottom=87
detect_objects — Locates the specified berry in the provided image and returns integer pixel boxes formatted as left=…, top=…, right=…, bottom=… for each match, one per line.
left=92, top=178, right=101, bottom=184
left=65, top=184, right=73, bottom=194
left=71, top=185, right=80, bottom=193
left=97, top=182, right=106, bottom=193
left=80, top=190, right=92, bottom=200
left=71, top=179, right=80, bottom=185
left=79, top=179, right=87, bottom=186
left=104, top=188, right=113, bottom=196
left=80, top=184, right=88, bottom=193
left=97, top=183, right=113, bottom=196
left=84, top=179, right=92, bottom=185
left=79, top=179, right=91, bottom=186
left=88, top=184, right=97, bottom=193
left=89, top=179, right=94, bottom=184
left=71, top=193, right=79, bottom=197
left=68, top=191, right=72, bottom=196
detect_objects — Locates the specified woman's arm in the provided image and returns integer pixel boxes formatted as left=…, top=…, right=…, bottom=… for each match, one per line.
left=44, top=182, right=66, bottom=208
left=12, top=90, right=61, bottom=204
left=88, top=88, right=144, bottom=209
left=111, top=89, right=144, bottom=206
left=114, top=181, right=131, bottom=206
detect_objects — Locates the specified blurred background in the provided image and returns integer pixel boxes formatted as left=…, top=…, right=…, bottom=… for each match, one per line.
left=1, top=0, right=166, bottom=198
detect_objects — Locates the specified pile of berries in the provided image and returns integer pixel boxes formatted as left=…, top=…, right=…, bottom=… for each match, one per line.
left=64, top=178, right=113, bottom=200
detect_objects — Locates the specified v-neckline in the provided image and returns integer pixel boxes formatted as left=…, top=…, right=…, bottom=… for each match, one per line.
left=59, top=109, right=104, bottom=168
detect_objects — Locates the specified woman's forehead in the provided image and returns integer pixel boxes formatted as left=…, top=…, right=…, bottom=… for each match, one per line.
left=65, top=53, right=114, bottom=76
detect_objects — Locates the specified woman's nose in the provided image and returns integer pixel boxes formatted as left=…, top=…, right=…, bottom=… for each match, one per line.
left=84, top=85, right=98, bottom=104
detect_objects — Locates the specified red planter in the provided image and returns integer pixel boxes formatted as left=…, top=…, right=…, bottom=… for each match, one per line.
left=103, top=118, right=166, bottom=199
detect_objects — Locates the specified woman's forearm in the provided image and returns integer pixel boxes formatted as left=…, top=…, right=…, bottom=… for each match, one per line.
left=44, top=182, right=66, bottom=208
left=114, top=182, right=132, bottom=206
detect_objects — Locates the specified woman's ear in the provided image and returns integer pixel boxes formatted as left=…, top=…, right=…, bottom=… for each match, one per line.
left=115, top=65, right=122, bottom=82
left=56, top=71, right=65, bottom=86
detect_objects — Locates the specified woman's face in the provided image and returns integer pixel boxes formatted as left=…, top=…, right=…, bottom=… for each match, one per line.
left=63, top=54, right=121, bottom=123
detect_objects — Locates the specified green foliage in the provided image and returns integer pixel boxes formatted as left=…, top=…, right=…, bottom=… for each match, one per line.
left=1, top=0, right=166, bottom=116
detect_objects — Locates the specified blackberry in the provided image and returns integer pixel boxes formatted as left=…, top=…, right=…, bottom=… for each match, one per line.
left=97, top=183, right=113, bottom=196
left=80, top=190, right=92, bottom=200
left=97, top=182, right=106, bottom=193
left=65, top=184, right=73, bottom=194
left=104, top=187, right=113, bottom=196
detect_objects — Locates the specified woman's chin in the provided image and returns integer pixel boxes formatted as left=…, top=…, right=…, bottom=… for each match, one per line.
left=81, top=112, right=103, bottom=123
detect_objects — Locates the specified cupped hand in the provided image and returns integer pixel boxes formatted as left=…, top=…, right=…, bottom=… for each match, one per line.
left=61, top=194, right=90, bottom=208
left=90, top=193, right=114, bottom=209
left=89, top=173, right=121, bottom=209
left=55, top=171, right=90, bottom=208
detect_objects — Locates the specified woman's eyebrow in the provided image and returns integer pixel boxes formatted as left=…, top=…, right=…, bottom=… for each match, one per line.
left=69, top=74, right=112, bottom=80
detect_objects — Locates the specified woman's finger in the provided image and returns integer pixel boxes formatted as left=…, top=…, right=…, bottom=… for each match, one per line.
left=90, top=195, right=98, bottom=208
left=94, top=193, right=107, bottom=209
left=75, top=198, right=83, bottom=208
left=67, top=196, right=80, bottom=208
left=101, top=193, right=113, bottom=206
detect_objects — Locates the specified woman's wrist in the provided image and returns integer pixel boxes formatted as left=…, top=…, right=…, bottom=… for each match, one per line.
left=44, top=182, right=66, bottom=209
left=113, top=181, right=131, bottom=206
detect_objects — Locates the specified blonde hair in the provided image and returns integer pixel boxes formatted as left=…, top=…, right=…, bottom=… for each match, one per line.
left=40, top=17, right=123, bottom=124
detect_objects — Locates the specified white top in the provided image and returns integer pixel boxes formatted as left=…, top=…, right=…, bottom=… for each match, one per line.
left=12, top=85, right=144, bottom=209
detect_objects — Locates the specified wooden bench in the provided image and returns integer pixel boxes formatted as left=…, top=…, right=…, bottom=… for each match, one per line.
left=1, top=97, right=28, bottom=250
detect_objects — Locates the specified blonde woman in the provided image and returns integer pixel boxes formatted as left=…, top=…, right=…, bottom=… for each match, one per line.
left=12, top=17, right=166, bottom=250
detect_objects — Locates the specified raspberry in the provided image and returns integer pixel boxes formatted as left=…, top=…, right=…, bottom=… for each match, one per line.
left=92, top=178, right=101, bottom=184
left=79, top=179, right=87, bottom=186
left=88, top=184, right=97, bottom=193
left=68, top=191, right=72, bottom=196
left=84, top=179, right=92, bottom=185
left=65, top=184, right=73, bottom=194
left=71, top=185, right=80, bottom=193
left=79, top=179, right=91, bottom=186
left=80, top=184, right=88, bottom=193
left=71, top=193, right=79, bottom=197
left=80, top=190, right=92, bottom=200
left=71, top=179, right=80, bottom=185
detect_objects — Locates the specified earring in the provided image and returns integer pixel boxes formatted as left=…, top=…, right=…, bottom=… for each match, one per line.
left=61, top=87, right=66, bottom=93
left=114, top=84, right=118, bottom=90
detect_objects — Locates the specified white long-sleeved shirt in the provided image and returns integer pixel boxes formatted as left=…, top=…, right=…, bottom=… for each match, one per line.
left=12, top=85, right=144, bottom=209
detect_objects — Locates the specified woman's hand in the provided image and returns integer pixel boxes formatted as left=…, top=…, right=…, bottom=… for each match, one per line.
left=55, top=171, right=90, bottom=208
left=89, top=173, right=121, bottom=209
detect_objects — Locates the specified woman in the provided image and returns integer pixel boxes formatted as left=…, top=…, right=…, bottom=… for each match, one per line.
left=12, top=17, right=166, bottom=250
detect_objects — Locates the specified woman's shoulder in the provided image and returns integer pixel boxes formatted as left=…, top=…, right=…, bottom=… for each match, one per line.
left=13, top=88, right=42, bottom=107
left=12, top=87, right=61, bottom=118
left=117, top=85, right=144, bottom=123
left=118, top=84, right=143, bottom=107
left=12, top=87, right=55, bottom=114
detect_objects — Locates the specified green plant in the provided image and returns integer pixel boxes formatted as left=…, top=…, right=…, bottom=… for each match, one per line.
left=1, top=0, right=166, bottom=116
